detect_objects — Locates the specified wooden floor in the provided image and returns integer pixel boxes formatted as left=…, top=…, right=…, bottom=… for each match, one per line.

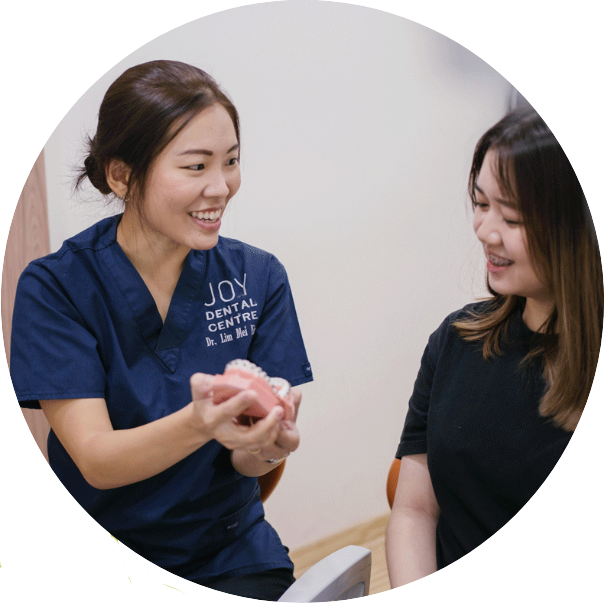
left=289, top=514, right=391, bottom=596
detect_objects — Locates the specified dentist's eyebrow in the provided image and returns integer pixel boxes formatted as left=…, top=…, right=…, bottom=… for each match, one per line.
left=178, top=143, right=240, bottom=156
left=474, top=183, right=517, bottom=208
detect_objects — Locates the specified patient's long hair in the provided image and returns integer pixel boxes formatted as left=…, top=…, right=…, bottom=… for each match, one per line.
left=455, top=107, right=602, bottom=431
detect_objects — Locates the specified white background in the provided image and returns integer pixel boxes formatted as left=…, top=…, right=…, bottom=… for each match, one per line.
left=1, top=1, right=602, bottom=602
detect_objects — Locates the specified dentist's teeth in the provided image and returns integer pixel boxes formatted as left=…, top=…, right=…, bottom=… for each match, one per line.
left=191, top=210, right=221, bottom=222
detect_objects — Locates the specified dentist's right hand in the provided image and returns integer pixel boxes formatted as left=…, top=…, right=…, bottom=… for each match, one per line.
left=190, top=372, right=284, bottom=453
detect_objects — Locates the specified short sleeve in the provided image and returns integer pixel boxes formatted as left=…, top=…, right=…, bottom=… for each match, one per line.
left=10, top=263, right=107, bottom=408
left=395, top=344, right=434, bottom=458
left=395, top=314, right=451, bottom=459
left=247, top=256, right=312, bottom=386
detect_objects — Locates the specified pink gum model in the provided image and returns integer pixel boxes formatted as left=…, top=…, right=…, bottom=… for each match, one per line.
left=212, top=359, right=293, bottom=422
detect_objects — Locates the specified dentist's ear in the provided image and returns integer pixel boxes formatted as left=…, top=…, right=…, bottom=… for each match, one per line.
left=105, top=159, right=132, bottom=200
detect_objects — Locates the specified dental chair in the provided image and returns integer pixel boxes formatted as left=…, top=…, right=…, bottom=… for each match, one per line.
left=278, top=545, right=372, bottom=601
left=386, top=458, right=401, bottom=508
left=258, top=459, right=286, bottom=503
left=260, top=461, right=371, bottom=601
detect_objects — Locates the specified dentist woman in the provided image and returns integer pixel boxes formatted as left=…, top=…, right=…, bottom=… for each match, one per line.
left=10, top=60, right=313, bottom=600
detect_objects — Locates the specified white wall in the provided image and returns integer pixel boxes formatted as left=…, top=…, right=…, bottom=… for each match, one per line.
left=43, top=2, right=511, bottom=549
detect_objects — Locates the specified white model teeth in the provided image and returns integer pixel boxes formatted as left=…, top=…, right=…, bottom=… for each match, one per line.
left=489, top=254, right=513, bottom=267
left=269, top=377, right=291, bottom=398
left=191, top=210, right=221, bottom=222
left=226, top=359, right=270, bottom=382
left=225, top=359, right=291, bottom=397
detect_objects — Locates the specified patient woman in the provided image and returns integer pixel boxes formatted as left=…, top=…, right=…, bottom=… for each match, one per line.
left=385, top=107, right=602, bottom=586
left=10, top=60, right=313, bottom=600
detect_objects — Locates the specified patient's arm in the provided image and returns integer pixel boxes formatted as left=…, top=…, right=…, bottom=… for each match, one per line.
left=385, top=454, right=439, bottom=588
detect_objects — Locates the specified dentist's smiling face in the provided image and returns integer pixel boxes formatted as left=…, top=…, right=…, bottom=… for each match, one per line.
left=473, top=148, right=551, bottom=306
left=135, top=102, right=241, bottom=253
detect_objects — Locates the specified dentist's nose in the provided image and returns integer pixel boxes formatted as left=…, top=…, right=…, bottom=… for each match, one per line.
left=203, top=170, right=230, bottom=198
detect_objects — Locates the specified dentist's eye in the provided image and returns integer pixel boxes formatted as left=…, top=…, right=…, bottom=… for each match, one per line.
left=472, top=199, right=488, bottom=210
left=187, top=164, right=205, bottom=171
left=227, top=157, right=239, bottom=166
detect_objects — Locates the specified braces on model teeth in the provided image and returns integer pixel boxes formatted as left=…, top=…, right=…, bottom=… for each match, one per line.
left=225, top=360, right=291, bottom=399
left=212, top=359, right=293, bottom=423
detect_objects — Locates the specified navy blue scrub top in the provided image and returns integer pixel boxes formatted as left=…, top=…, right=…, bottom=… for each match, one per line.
left=10, top=215, right=313, bottom=583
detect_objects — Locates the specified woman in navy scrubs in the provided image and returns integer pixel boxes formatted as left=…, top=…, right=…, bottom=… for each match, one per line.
left=10, top=60, right=313, bottom=600
left=385, top=107, right=602, bottom=586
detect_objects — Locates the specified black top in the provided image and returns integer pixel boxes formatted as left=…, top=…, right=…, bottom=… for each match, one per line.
left=396, top=301, right=572, bottom=568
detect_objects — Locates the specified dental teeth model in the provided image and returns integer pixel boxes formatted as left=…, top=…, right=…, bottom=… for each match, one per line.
left=212, top=359, right=292, bottom=422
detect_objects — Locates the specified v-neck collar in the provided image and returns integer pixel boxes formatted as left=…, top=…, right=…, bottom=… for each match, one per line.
left=103, top=217, right=207, bottom=372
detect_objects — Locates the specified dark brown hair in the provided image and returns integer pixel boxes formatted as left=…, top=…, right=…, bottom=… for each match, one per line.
left=76, top=60, right=240, bottom=212
left=455, top=107, right=603, bottom=431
